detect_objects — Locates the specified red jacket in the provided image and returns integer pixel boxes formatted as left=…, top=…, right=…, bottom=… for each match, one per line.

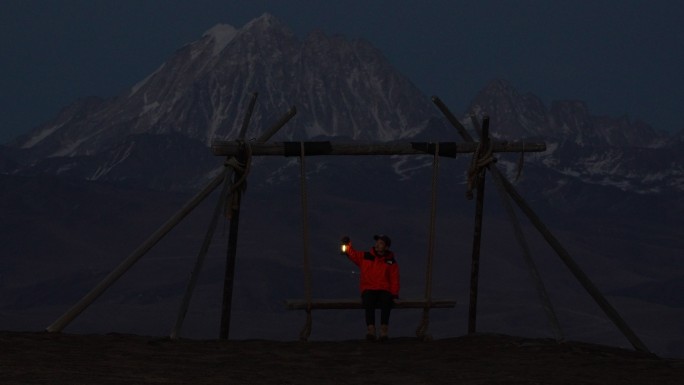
left=345, top=245, right=400, bottom=297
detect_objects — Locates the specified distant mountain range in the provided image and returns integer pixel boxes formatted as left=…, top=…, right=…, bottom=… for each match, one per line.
left=1, top=14, right=682, bottom=358
left=3, top=13, right=681, bottom=195
left=3, top=14, right=443, bottom=190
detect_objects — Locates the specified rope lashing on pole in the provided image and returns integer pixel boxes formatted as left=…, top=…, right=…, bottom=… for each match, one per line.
left=224, top=141, right=253, bottom=218
left=466, top=139, right=495, bottom=200
left=515, top=141, right=525, bottom=182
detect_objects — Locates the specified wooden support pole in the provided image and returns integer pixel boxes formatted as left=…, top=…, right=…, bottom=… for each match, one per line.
left=454, top=104, right=646, bottom=351
left=429, top=100, right=488, bottom=335
left=172, top=93, right=260, bottom=340
left=220, top=92, right=258, bottom=340
left=495, top=173, right=651, bottom=353
left=170, top=165, right=233, bottom=339
left=434, top=99, right=564, bottom=342
left=488, top=166, right=564, bottom=341
left=467, top=117, right=489, bottom=334
left=219, top=185, right=242, bottom=340
left=211, top=140, right=545, bottom=157
left=431, top=96, right=474, bottom=142
left=471, top=114, right=563, bottom=340
left=46, top=169, right=228, bottom=333
left=467, top=171, right=486, bottom=334
left=45, top=101, right=294, bottom=336
left=238, top=93, right=259, bottom=139
left=174, top=104, right=297, bottom=340
left=216, top=104, right=296, bottom=339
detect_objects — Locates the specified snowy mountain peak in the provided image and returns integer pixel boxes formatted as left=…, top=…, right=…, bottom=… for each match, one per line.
left=203, top=24, right=238, bottom=56
left=468, top=79, right=548, bottom=139
left=243, top=12, right=283, bottom=30
left=10, top=14, right=434, bottom=160
left=5, top=16, right=682, bottom=196
left=480, top=78, right=519, bottom=98
left=237, top=13, right=295, bottom=42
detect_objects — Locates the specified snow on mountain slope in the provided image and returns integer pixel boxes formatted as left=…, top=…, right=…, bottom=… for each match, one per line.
left=464, top=80, right=684, bottom=195
left=12, top=13, right=434, bottom=161
left=4, top=15, right=682, bottom=198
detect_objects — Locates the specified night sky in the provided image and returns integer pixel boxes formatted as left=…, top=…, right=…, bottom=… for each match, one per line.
left=1, top=0, right=683, bottom=143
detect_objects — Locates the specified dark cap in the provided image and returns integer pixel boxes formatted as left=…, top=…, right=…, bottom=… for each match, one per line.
left=373, top=234, right=391, bottom=248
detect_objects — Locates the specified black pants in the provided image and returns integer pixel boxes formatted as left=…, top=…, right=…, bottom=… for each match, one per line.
left=361, top=290, right=394, bottom=326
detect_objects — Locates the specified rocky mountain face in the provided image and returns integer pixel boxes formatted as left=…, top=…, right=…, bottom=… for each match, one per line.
left=468, top=79, right=669, bottom=147
left=8, top=14, right=434, bottom=165
left=1, top=14, right=683, bottom=358
left=4, top=14, right=448, bottom=190
left=465, top=80, right=683, bottom=198
left=3, top=14, right=682, bottom=197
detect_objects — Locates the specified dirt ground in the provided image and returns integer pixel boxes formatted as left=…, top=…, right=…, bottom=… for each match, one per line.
left=1, top=331, right=682, bottom=384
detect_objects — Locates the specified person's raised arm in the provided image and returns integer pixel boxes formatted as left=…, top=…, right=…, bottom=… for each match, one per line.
left=340, top=235, right=363, bottom=266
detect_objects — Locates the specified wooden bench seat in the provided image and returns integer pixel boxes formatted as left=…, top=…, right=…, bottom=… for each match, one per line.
left=286, top=298, right=456, bottom=310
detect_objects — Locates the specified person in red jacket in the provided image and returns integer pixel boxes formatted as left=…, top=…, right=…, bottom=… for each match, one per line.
left=341, top=234, right=400, bottom=341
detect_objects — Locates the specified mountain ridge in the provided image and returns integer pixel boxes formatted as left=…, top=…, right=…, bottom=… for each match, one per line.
left=11, top=13, right=434, bottom=157
left=466, top=79, right=670, bottom=147
left=3, top=14, right=681, bottom=196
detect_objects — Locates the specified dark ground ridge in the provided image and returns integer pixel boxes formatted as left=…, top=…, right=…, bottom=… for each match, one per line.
left=1, top=331, right=683, bottom=384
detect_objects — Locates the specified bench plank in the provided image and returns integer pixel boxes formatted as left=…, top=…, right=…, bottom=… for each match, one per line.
left=286, top=298, right=456, bottom=310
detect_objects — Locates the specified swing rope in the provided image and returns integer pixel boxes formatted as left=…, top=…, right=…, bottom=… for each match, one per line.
left=298, top=142, right=313, bottom=341
left=416, top=143, right=440, bottom=339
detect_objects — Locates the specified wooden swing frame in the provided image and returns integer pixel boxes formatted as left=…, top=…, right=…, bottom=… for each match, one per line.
left=45, top=93, right=650, bottom=354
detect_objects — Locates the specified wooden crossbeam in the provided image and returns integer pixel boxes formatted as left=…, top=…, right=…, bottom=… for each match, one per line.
left=286, top=298, right=456, bottom=310
left=211, top=141, right=546, bottom=157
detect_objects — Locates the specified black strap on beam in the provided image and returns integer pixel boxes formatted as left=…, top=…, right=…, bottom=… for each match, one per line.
left=284, top=141, right=333, bottom=156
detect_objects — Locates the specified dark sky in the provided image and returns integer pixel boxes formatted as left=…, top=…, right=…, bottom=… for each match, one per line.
left=1, top=0, right=683, bottom=143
